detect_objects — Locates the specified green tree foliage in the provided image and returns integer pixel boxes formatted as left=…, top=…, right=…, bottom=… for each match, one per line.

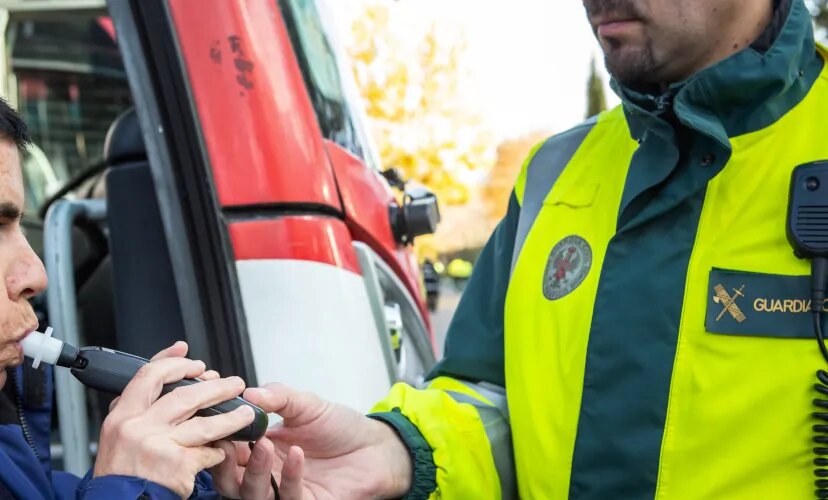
left=808, top=0, right=828, bottom=37
left=586, top=57, right=607, bottom=119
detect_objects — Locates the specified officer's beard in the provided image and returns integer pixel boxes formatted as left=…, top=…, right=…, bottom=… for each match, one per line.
left=584, top=0, right=662, bottom=89
left=601, top=38, right=660, bottom=89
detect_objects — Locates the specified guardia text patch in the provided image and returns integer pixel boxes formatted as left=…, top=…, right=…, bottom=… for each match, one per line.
left=706, top=268, right=828, bottom=338
left=543, top=235, right=592, bottom=300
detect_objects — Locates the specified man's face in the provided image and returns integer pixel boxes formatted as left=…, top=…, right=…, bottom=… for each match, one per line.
left=0, top=139, right=47, bottom=388
left=584, top=0, right=742, bottom=85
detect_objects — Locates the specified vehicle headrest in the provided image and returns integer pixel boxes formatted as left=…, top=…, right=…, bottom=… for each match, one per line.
left=104, top=108, right=146, bottom=165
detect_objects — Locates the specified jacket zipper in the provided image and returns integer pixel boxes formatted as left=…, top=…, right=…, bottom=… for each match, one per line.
left=9, top=369, right=41, bottom=461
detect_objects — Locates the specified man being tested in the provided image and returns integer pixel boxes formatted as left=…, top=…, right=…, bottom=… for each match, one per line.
left=0, top=98, right=267, bottom=499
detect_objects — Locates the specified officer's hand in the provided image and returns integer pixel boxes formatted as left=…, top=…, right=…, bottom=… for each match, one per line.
left=209, top=438, right=277, bottom=499
left=209, top=383, right=412, bottom=499
left=93, top=342, right=256, bottom=498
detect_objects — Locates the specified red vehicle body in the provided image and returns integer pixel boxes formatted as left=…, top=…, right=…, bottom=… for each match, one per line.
left=1, top=0, right=438, bottom=474
left=169, top=0, right=427, bottom=305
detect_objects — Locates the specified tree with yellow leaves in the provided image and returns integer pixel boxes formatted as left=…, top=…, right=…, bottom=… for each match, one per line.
left=346, top=1, right=496, bottom=207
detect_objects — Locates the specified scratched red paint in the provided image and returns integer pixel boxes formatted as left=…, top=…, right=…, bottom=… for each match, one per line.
left=168, top=0, right=341, bottom=209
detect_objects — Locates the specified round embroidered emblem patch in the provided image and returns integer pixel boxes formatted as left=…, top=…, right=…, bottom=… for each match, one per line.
left=542, top=235, right=593, bottom=300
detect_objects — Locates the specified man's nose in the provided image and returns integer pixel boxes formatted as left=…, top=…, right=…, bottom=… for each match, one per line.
left=6, top=242, right=48, bottom=300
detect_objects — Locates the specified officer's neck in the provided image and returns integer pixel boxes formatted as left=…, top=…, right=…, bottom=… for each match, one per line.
left=653, top=0, right=779, bottom=93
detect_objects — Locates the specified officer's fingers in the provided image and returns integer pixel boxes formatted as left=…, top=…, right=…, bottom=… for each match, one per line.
left=244, top=383, right=322, bottom=421
left=201, top=370, right=220, bottom=381
left=173, top=406, right=255, bottom=446
left=278, top=446, right=305, bottom=500
left=208, top=440, right=244, bottom=498
left=242, top=385, right=288, bottom=413
left=240, top=439, right=276, bottom=500
left=116, top=358, right=206, bottom=415
left=224, top=441, right=253, bottom=467
left=151, top=377, right=246, bottom=424
left=150, top=341, right=189, bottom=361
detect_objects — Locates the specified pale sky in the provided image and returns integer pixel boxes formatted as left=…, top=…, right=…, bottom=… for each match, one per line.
left=330, top=0, right=621, bottom=140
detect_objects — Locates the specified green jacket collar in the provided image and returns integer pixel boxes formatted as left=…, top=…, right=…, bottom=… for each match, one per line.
left=613, top=0, right=823, bottom=150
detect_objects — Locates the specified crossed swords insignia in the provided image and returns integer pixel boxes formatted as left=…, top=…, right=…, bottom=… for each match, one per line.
left=713, top=284, right=746, bottom=323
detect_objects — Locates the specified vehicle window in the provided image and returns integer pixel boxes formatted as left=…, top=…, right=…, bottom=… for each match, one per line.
left=8, top=16, right=133, bottom=213
left=312, top=0, right=384, bottom=173
left=280, top=0, right=372, bottom=165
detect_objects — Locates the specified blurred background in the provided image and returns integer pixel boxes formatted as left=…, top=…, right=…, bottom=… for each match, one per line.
left=328, top=0, right=618, bottom=344
left=334, top=0, right=614, bottom=255
left=331, top=0, right=828, bottom=344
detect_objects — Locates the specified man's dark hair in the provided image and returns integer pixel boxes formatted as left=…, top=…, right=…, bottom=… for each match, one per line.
left=0, top=97, right=31, bottom=152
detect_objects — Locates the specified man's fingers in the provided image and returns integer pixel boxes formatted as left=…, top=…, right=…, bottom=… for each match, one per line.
left=173, top=406, right=255, bottom=446
left=108, top=396, right=120, bottom=413
left=244, top=383, right=322, bottom=421
left=150, top=341, right=189, bottom=361
left=151, top=376, right=246, bottom=424
left=240, top=439, right=276, bottom=500
left=116, top=357, right=207, bottom=415
left=278, top=446, right=305, bottom=500
left=194, top=445, right=227, bottom=471
left=208, top=440, right=242, bottom=498
left=201, top=370, right=220, bottom=381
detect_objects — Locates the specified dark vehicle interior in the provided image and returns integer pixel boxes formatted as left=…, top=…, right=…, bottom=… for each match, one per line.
left=10, top=14, right=186, bottom=467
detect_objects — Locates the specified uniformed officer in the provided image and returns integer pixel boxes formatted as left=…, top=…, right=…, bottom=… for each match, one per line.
left=216, top=0, right=828, bottom=498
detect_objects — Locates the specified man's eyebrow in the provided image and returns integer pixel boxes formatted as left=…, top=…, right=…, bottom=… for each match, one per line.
left=0, top=202, right=23, bottom=220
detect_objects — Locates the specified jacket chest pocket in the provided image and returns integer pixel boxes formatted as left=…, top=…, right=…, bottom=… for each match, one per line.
left=544, top=181, right=600, bottom=209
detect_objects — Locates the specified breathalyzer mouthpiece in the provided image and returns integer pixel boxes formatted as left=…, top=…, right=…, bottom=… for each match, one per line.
left=20, top=328, right=81, bottom=369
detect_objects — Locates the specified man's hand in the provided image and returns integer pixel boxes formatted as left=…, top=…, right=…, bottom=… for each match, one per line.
left=94, top=342, right=256, bottom=498
left=210, top=383, right=413, bottom=499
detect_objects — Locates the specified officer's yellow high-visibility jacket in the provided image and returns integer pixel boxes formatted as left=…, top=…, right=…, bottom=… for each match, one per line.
left=369, top=1, right=828, bottom=498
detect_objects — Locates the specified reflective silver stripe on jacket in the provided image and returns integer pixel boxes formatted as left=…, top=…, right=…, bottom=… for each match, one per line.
left=511, top=118, right=597, bottom=273
left=438, top=120, right=597, bottom=496
left=445, top=383, right=517, bottom=500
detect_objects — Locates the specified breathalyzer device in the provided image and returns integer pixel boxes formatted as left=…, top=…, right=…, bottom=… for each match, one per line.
left=20, top=329, right=268, bottom=442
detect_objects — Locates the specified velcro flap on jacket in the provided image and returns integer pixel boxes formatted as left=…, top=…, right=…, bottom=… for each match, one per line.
left=705, top=268, right=827, bottom=339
